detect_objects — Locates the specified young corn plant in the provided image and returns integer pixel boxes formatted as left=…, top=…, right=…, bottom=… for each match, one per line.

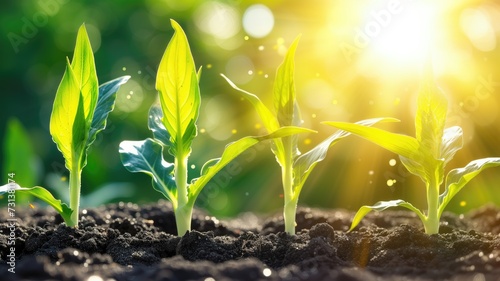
left=0, top=24, right=130, bottom=227
left=221, top=36, right=394, bottom=235
left=118, top=20, right=311, bottom=236
left=325, top=64, right=500, bottom=234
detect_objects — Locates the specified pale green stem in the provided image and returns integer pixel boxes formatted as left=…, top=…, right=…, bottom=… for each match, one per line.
left=282, top=137, right=296, bottom=235
left=174, top=152, right=190, bottom=236
left=424, top=172, right=440, bottom=234
left=68, top=162, right=81, bottom=227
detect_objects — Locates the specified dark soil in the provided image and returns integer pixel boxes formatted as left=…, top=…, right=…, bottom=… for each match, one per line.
left=1, top=200, right=499, bottom=281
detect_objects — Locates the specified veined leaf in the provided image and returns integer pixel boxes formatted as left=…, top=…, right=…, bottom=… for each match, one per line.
left=0, top=183, right=73, bottom=224
left=119, top=139, right=177, bottom=206
left=349, top=200, right=425, bottom=232
left=148, top=105, right=172, bottom=147
left=324, top=121, right=419, bottom=160
left=274, top=36, right=300, bottom=128
left=415, top=62, right=448, bottom=159
left=156, top=19, right=200, bottom=155
left=50, top=59, right=83, bottom=170
left=440, top=126, right=463, bottom=165
left=189, top=126, right=316, bottom=199
left=293, top=118, right=397, bottom=197
left=438, top=157, right=500, bottom=216
left=86, top=76, right=130, bottom=152
left=71, top=24, right=99, bottom=130
left=220, top=73, right=280, bottom=132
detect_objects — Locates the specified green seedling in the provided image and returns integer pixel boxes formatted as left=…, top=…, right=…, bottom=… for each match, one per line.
left=0, top=24, right=130, bottom=227
left=222, top=37, right=393, bottom=235
left=325, top=64, right=500, bottom=234
left=118, top=20, right=311, bottom=236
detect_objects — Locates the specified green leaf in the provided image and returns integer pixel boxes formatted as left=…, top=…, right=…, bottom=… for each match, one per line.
left=440, top=126, right=463, bottom=165
left=293, top=118, right=397, bottom=197
left=156, top=19, right=200, bottom=155
left=274, top=36, right=300, bottom=128
left=50, top=59, right=84, bottom=170
left=415, top=62, right=448, bottom=159
left=220, top=73, right=280, bottom=133
left=323, top=121, right=419, bottom=160
left=438, top=157, right=500, bottom=216
left=188, top=126, right=315, bottom=199
left=86, top=76, right=130, bottom=150
left=0, top=183, right=73, bottom=224
left=119, top=139, right=177, bottom=205
left=148, top=105, right=172, bottom=147
left=349, top=200, right=425, bottom=232
left=71, top=24, right=99, bottom=130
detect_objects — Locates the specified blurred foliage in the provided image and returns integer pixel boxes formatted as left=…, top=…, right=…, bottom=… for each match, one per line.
left=1, top=0, right=499, bottom=217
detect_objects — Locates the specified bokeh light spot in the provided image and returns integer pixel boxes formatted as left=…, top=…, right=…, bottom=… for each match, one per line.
left=194, top=2, right=240, bottom=39
left=460, top=8, right=496, bottom=52
left=243, top=4, right=274, bottom=38
left=389, top=159, right=397, bottom=166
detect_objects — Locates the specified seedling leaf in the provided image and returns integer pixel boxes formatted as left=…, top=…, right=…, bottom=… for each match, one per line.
left=349, top=200, right=425, bottom=232
left=438, top=157, right=500, bottom=216
left=119, top=139, right=177, bottom=205
left=156, top=19, right=200, bottom=155
left=148, top=105, right=172, bottom=147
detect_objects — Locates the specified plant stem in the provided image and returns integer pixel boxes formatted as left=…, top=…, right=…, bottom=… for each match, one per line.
left=424, top=172, right=440, bottom=234
left=68, top=162, right=81, bottom=227
left=282, top=137, right=296, bottom=235
left=175, top=152, right=190, bottom=236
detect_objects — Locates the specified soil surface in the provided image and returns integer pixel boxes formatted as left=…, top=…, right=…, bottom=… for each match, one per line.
left=1, top=200, right=499, bottom=281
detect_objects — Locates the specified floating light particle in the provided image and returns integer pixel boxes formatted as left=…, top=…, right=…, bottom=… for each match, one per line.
left=129, top=91, right=134, bottom=95
left=232, top=129, right=237, bottom=134
left=191, top=164, right=196, bottom=169
left=82, top=209, right=87, bottom=215
left=277, top=37, right=284, bottom=45
left=73, top=250, right=79, bottom=256
left=200, top=128, right=206, bottom=134
left=368, top=170, right=374, bottom=175
left=460, top=201, right=467, bottom=207
left=254, top=123, right=262, bottom=129
left=248, top=70, right=253, bottom=75
left=389, top=159, right=397, bottom=166
left=369, top=181, right=373, bottom=184
left=263, top=268, right=272, bottom=277
left=311, top=113, right=317, bottom=118
left=122, top=67, right=127, bottom=71
left=258, top=45, right=265, bottom=51
left=138, top=70, right=142, bottom=74
left=244, top=36, right=249, bottom=40
left=304, top=138, right=312, bottom=145
left=264, top=74, right=269, bottom=78
left=126, top=95, right=131, bottom=100
left=207, top=64, right=213, bottom=69
left=394, top=98, right=401, bottom=105
left=387, top=179, right=396, bottom=187
left=61, top=176, right=67, bottom=182
left=245, top=192, right=249, bottom=196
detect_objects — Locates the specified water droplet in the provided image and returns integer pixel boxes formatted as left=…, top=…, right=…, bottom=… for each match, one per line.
left=389, top=159, right=397, bottom=166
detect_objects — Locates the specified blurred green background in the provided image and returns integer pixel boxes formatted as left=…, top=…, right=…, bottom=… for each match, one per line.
left=1, top=0, right=499, bottom=218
